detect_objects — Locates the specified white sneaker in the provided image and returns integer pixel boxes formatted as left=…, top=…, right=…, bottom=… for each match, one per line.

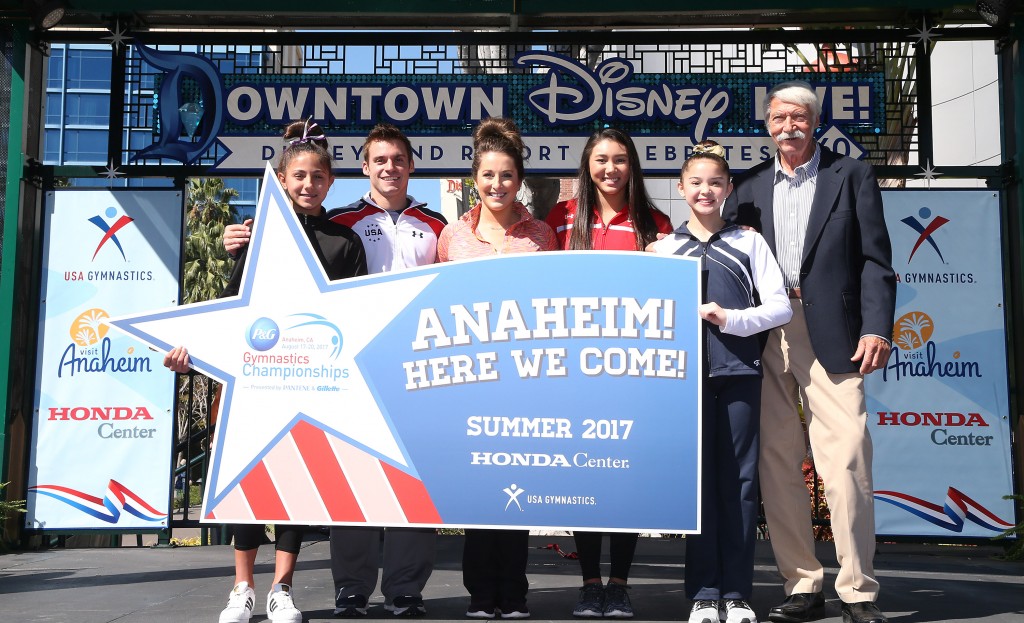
left=219, top=582, right=255, bottom=623
left=719, top=599, right=757, bottom=623
left=267, top=583, right=303, bottom=623
left=688, top=599, right=719, bottom=623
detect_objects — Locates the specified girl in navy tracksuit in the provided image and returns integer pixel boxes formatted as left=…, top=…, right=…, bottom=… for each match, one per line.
left=652, top=141, right=792, bottom=623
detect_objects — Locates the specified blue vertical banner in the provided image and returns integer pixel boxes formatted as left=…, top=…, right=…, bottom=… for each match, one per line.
left=868, top=190, right=1015, bottom=537
left=27, top=190, right=182, bottom=530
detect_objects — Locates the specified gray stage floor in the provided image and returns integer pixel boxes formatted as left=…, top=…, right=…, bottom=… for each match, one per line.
left=0, top=535, right=1021, bottom=622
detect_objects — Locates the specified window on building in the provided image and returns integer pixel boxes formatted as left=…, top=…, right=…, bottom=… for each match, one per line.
left=62, top=129, right=108, bottom=163
left=66, top=48, right=112, bottom=90
left=45, top=93, right=62, bottom=125
left=46, top=46, right=65, bottom=89
left=65, top=93, right=110, bottom=126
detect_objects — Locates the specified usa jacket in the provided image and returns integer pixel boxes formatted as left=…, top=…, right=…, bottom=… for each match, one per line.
left=653, top=223, right=792, bottom=376
left=328, top=194, right=447, bottom=273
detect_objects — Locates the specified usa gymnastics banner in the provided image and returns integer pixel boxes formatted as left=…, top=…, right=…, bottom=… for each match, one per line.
left=109, top=166, right=702, bottom=533
left=867, top=190, right=1015, bottom=538
left=27, top=190, right=182, bottom=530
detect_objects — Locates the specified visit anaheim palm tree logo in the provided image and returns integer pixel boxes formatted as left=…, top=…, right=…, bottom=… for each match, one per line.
left=70, top=308, right=110, bottom=347
left=892, top=311, right=934, bottom=352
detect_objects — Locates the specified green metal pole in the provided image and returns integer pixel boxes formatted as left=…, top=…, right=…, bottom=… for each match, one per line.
left=0, top=23, right=27, bottom=482
left=1008, top=23, right=1024, bottom=511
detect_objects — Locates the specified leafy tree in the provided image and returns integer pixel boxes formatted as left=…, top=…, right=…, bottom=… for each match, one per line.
left=183, top=178, right=239, bottom=304
left=174, top=178, right=240, bottom=489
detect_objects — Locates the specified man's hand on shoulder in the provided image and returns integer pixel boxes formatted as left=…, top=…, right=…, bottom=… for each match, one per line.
left=852, top=335, right=891, bottom=375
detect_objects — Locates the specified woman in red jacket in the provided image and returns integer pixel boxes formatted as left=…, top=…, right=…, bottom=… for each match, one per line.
left=545, top=128, right=673, bottom=619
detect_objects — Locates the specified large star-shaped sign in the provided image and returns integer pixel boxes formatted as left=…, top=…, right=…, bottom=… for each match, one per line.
left=110, top=167, right=705, bottom=531
left=109, top=166, right=436, bottom=517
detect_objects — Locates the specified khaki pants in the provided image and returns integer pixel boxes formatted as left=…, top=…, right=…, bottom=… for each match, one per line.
left=759, top=301, right=879, bottom=603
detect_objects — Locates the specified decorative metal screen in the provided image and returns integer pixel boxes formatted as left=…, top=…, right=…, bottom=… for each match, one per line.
left=37, top=27, right=988, bottom=179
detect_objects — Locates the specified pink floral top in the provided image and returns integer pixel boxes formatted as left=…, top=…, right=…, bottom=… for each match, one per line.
left=437, top=202, right=557, bottom=261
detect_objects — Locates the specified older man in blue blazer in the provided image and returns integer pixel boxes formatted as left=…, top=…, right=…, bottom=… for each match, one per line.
left=723, top=81, right=896, bottom=623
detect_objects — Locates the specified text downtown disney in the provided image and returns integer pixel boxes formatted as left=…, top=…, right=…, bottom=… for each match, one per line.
left=138, top=46, right=878, bottom=167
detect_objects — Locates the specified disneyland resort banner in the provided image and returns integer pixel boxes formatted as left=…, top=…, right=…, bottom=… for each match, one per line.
left=27, top=190, right=181, bottom=531
left=868, top=190, right=1016, bottom=538
left=136, top=45, right=882, bottom=174
left=110, top=167, right=702, bottom=533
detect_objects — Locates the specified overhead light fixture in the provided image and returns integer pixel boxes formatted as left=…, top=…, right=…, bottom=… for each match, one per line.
left=977, top=0, right=1016, bottom=27
left=26, top=0, right=67, bottom=30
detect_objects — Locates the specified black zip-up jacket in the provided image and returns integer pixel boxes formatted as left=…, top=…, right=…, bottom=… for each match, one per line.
left=223, top=209, right=367, bottom=298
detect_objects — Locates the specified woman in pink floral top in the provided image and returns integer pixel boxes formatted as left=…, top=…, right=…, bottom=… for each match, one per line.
left=438, top=117, right=554, bottom=620
left=437, top=118, right=556, bottom=261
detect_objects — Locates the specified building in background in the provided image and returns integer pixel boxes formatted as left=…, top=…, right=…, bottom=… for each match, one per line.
left=42, top=42, right=259, bottom=220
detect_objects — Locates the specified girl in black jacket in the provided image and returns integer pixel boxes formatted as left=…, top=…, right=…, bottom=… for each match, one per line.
left=164, top=119, right=366, bottom=623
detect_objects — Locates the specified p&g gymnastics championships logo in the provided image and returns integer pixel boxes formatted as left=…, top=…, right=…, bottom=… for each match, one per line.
left=901, top=207, right=950, bottom=263
left=246, top=313, right=344, bottom=358
left=89, top=207, right=135, bottom=261
left=247, top=317, right=280, bottom=351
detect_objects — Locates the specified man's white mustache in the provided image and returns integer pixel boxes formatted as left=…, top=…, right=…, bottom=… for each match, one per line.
left=776, top=130, right=807, bottom=140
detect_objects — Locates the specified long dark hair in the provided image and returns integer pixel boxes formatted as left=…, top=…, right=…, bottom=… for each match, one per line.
left=567, top=128, right=661, bottom=251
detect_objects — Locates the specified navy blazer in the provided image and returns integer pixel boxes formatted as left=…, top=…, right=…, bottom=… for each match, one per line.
left=723, top=146, right=896, bottom=374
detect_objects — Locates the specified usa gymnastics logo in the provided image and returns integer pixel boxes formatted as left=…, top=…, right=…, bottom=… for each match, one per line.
left=504, top=483, right=526, bottom=511
left=875, top=487, right=1012, bottom=533
left=901, top=207, right=950, bottom=263
left=29, top=479, right=166, bottom=524
left=89, top=207, right=135, bottom=261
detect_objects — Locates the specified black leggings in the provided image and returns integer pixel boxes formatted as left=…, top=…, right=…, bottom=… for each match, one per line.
left=232, top=524, right=306, bottom=555
left=574, top=531, right=639, bottom=582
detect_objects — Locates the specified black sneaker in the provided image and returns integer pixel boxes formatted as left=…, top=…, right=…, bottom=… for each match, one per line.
left=387, top=595, right=427, bottom=617
left=603, top=583, right=634, bottom=618
left=466, top=601, right=497, bottom=619
left=499, top=601, right=530, bottom=619
left=573, top=583, right=605, bottom=617
left=334, top=593, right=368, bottom=618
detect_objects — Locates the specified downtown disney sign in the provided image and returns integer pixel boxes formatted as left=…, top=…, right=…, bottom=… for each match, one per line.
left=136, top=46, right=883, bottom=174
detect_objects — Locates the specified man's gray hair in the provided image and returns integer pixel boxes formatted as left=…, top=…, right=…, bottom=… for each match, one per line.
left=764, top=81, right=821, bottom=125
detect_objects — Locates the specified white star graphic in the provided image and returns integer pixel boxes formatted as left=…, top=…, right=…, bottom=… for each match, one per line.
left=109, top=166, right=436, bottom=505
left=911, top=16, right=939, bottom=49
left=915, top=159, right=942, bottom=188
left=103, top=21, right=131, bottom=51
left=100, top=160, right=124, bottom=183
